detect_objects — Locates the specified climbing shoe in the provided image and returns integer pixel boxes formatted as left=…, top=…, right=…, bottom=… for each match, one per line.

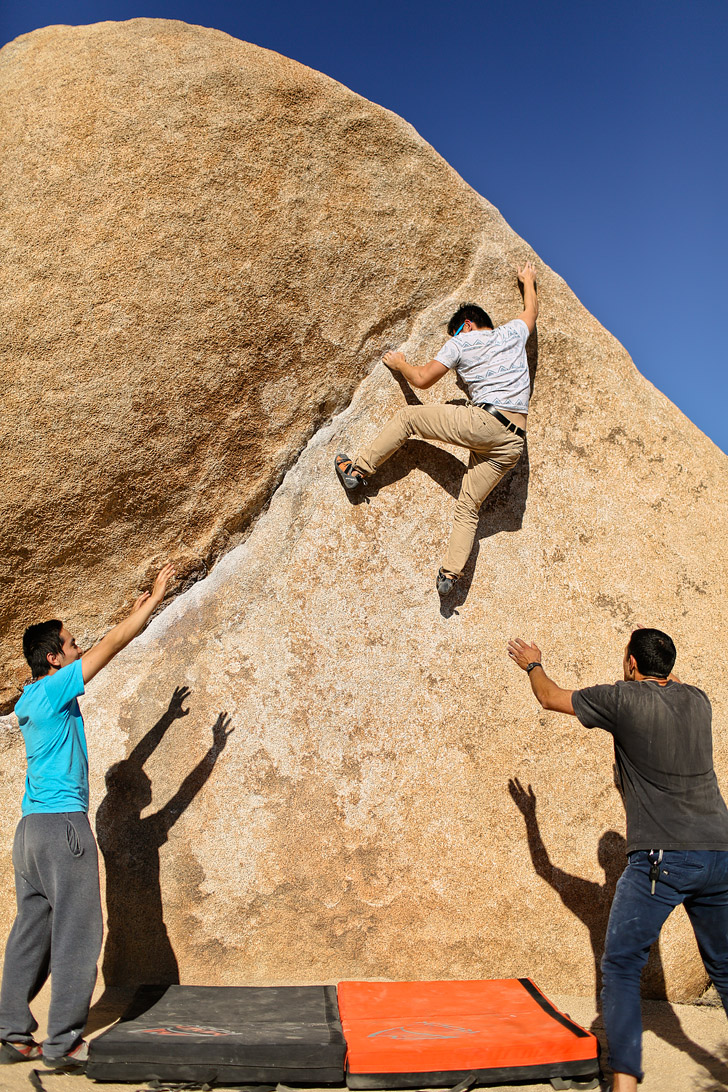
left=41, top=1038, right=88, bottom=1071
left=436, top=569, right=458, bottom=597
left=335, top=453, right=367, bottom=491
left=0, top=1040, right=41, bottom=1064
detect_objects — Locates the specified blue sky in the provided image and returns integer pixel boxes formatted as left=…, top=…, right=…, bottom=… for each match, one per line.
left=2, top=0, right=726, bottom=452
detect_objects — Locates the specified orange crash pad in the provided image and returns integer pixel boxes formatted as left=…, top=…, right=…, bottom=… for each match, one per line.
left=337, top=978, right=600, bottom=1089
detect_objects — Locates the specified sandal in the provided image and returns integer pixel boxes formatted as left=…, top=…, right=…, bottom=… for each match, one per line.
left=335, top=453, right=367, bottom=491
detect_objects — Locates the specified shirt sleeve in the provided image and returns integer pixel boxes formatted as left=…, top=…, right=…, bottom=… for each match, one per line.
left=44, top=659, right=85, bottom=712
left=434, top=336, right=461, bottom=370
left=571, top=683, right=620, bottom=733
left=501, top=318, right=529, bottom=343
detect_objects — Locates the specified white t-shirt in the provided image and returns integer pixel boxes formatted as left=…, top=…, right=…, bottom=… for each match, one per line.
left=435, top=318, right=530, bottom=413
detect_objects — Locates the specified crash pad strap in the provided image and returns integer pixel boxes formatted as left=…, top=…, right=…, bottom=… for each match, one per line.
left=448, top=1072, right=478, bottom=1092
left=517, top=979, right=591, bottom=1038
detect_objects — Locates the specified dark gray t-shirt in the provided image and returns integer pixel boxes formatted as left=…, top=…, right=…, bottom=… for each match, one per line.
left=572, top=680, right=728, bottom=853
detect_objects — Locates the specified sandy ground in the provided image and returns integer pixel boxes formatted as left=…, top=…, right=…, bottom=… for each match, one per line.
left=0, top=987, right=726, bottom=1092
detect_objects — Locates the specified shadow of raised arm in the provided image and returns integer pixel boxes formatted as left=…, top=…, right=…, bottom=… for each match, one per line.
left=508, top=777, right=554, bottom=880
left=127, top=685, right=191, bottom=768
left=508, top=777, right=599, bottom=916
left=151, top=713, right=234, bottom=836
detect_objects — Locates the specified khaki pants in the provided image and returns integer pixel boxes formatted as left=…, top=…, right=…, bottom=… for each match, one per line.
left=354, top=403, right=524, bottom=577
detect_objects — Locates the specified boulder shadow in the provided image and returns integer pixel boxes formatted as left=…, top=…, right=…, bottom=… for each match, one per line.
left=508, top=778, right=728, bottom=1087
left=87, top=687, right=233, bottom=1032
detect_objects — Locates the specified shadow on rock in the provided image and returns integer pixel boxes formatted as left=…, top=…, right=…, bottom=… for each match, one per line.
left=440, top=433, right=530, bottom=617
left=347, top=432, right=530, bottom=609
left=351, top=431, right=529, bottom=614
left=87, top=687, right=233, bottom=1031
left=508, top=778, right=728, bottom=1088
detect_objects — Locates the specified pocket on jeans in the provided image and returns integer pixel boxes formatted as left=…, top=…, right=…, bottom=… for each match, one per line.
left=662, top=851, right=705, bottom=871
left=659, top=852, right=706, bottom=890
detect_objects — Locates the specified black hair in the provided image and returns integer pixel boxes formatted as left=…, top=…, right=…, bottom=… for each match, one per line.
left=447, top=302, right=494, bottom=336
left=627, top=628, right=676, bottom=679
left=22, top=620, right=64, bottom=679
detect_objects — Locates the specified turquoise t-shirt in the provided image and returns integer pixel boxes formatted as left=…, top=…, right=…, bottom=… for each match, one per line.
left=14, top=658, right=88, bottom=815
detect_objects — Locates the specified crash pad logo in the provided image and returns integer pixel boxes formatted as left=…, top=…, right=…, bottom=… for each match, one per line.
left=368, top=1022, right=478, bottom=1040
left=135, top=1024, right=231, bottom=1037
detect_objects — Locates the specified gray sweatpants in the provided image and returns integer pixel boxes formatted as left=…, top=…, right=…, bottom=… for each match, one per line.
left=0, top=812, right=103, bottom=1057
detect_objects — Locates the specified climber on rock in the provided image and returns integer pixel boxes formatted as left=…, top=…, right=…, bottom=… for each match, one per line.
left=508, top=627, right=728, bottom=1092
left=0, top=563, right=175, bottom=1073
left=335, top=261, right=538, bottom=597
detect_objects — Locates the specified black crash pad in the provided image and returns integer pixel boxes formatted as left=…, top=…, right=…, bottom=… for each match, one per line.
left=86, top=984, right=346, bottom=1084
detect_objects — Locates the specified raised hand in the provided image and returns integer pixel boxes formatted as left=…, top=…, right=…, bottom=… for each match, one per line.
left=507, top=637, right=543, bottom=671
left=132, top=563, right=176, bottom=613
left=517, top=260, right=536, bottom=284
left=151, top=562, right=176, bottom=604
left=382, top=350, right=406, bottom=372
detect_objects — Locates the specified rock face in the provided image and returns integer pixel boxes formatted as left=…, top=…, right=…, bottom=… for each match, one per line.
left=0, top=18, right=484, bottom=711
left=2, top=19, right=728, bottom=1006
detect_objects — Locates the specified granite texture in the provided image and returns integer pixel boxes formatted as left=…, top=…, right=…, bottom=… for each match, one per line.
left=1, top=19, right=727, bottom=1004
left=0, top=17, right=485, bottom=711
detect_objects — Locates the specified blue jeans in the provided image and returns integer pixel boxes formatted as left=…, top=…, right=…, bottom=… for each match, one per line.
left=602, top=849, right=728, bottom=1079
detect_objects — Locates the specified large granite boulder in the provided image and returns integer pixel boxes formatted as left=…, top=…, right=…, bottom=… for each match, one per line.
left=0, top=17, right=484, bottom=711
left=2, top=19, right=727, bottom=1005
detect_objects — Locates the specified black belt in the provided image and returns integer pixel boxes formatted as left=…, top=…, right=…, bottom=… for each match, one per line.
left=473, top=402, right=526, bottom=439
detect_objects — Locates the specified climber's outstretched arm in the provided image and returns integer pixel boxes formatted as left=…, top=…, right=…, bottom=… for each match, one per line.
left=381, top=353, right=448, bottom=390
left=517, top=261, right=539, bottom=334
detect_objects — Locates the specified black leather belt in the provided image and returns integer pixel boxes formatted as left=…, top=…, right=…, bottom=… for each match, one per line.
left=473, top=402, right=526, bottom=439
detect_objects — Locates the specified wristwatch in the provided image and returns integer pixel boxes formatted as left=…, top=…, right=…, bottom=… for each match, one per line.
left=525, top=662, right=542, bottom=674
